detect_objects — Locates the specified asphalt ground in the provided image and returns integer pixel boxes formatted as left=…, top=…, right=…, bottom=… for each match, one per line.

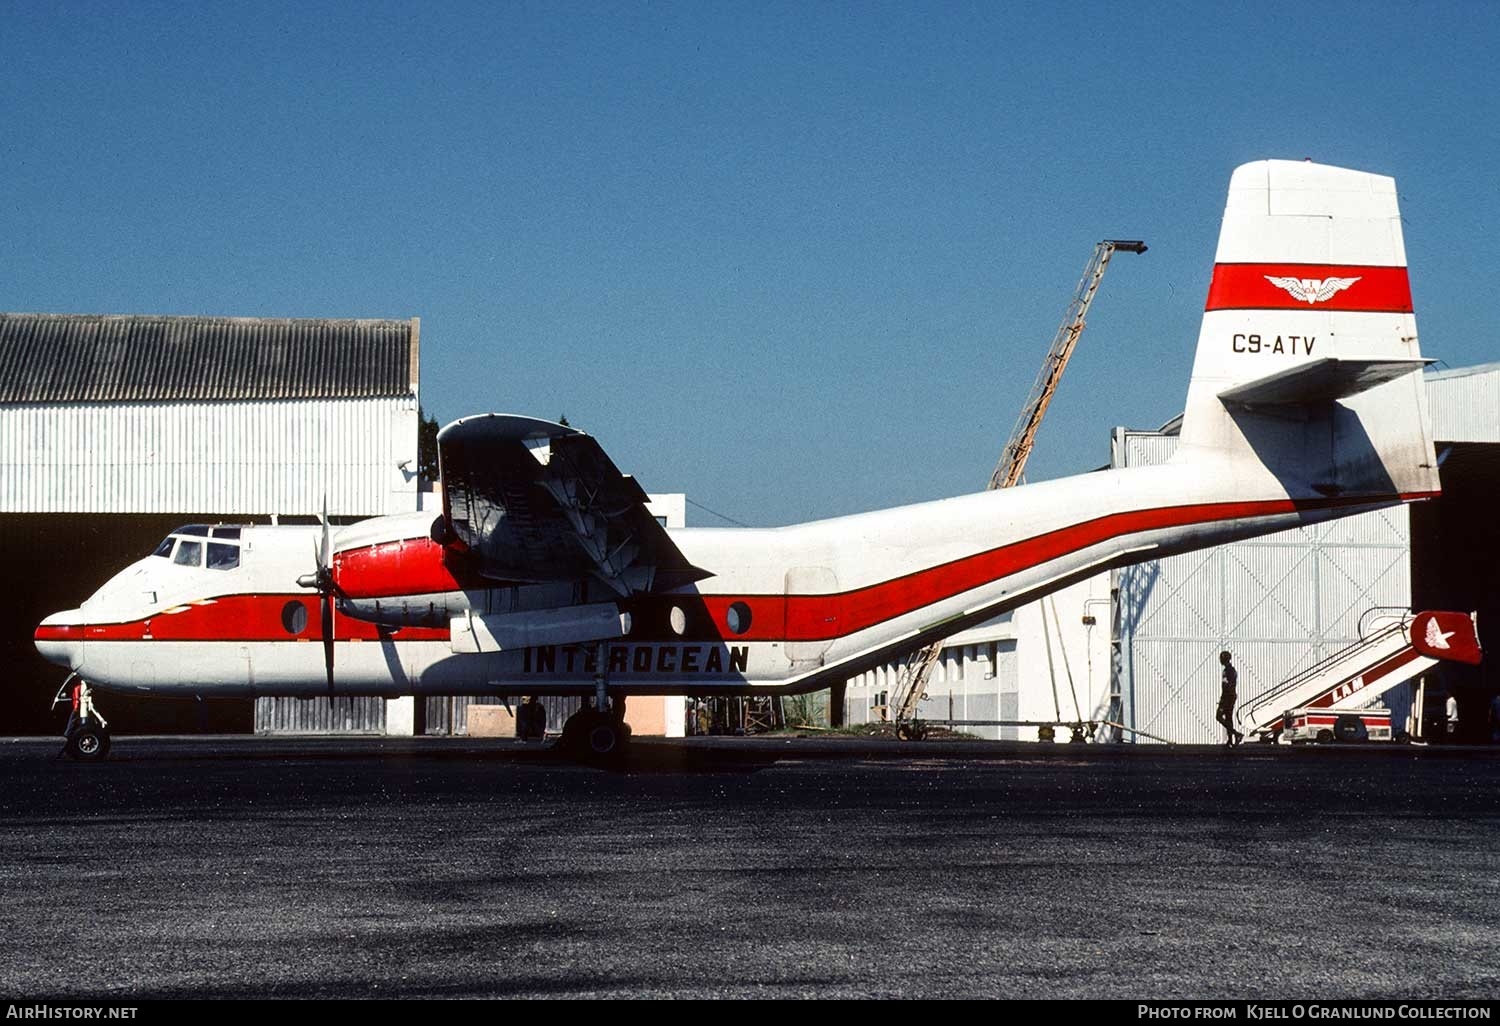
left=1, top=734, right=1497, bottom=1000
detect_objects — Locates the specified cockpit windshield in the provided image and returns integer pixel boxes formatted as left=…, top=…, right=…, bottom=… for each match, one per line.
left=150, top=525, right=246, bottom=571
left=173, top=540, right=203, bottom=567
left=207, top=542, right=239, bottom=570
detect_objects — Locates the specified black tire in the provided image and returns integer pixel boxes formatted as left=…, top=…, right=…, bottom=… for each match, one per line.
left=586, top=718, right=621, bottom=757
left=67, top=729, right=110, bottom=762
left=1315, top=729, right=1335, bottom=744
left=556, top=709, right=628, bottom=764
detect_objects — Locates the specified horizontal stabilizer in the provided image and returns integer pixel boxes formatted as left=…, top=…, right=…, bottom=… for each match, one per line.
left=1218, top=357, right=1431, bottom=408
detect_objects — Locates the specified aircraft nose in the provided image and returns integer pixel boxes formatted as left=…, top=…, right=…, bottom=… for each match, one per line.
left=35, top=609, right=86, bottom=670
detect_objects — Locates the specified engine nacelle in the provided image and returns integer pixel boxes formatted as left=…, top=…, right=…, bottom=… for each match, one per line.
left=339, top=590, right=470, bottom=628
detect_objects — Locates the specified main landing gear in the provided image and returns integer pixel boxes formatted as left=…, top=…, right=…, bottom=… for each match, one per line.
left=559, top=698, right=632, bottom=762
left=556, top=644, right=633, bottom=763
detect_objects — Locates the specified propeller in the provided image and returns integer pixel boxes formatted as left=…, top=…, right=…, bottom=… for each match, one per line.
left=294, top=501, right=342, bottom=698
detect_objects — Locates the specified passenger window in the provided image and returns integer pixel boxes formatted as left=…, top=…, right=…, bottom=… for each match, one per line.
left=210, top=526, right=242, bottom=539
left=151, top=537, right=175, bottom=558
left=173, top=540, right=203, bottom=567
left=207, top=542, right=240, bottom=571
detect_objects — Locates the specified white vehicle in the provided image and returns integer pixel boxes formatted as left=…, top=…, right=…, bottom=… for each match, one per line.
left=38, top=160, right=1441, bottom=760
left=1280, top=707, right=1394, bottom=745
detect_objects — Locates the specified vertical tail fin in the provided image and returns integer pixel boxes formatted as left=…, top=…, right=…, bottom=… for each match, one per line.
left=1176, top=160, right=1439, bottom=501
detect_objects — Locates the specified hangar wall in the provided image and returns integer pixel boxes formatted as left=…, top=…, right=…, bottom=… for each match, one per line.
left=0, top=397, right=417, bottom=516
left=1113, top=428, right=1411, bottom=745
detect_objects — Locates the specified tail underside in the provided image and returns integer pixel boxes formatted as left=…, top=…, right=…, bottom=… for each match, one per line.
left=1175, top=160, right=1439, bottom=503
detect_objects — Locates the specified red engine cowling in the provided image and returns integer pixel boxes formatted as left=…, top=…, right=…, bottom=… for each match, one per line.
left=331, top=533, right=477, bottom=627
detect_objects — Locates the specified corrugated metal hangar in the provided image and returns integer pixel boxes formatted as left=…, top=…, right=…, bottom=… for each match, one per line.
left=846, top=364, right=1500, bottom=745
left=0, top=312, right=420, bottom=735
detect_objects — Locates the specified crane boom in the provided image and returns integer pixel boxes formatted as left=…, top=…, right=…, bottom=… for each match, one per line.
left=889, top=239, right=1146, bottom=733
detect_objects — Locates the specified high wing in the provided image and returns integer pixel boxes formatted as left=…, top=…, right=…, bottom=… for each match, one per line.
left=436, top=414, right=712, bottom=596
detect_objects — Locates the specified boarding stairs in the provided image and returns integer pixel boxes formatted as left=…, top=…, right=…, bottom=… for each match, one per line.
left=1235, top=609, right=1481, bottom=741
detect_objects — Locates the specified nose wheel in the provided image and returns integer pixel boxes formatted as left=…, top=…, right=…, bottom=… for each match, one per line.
left=65, top=727, right=111, bottom=762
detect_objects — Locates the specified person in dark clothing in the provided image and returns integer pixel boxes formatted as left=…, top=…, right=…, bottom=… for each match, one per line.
left=1216, top=650, right=1243, bottom=746
left=518, top=696, right=547, bottom=741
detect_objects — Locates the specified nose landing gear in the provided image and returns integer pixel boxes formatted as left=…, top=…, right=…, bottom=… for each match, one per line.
left=54, top=675, right=111, bottom=762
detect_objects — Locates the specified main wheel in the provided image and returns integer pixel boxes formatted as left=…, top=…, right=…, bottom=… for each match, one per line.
left=586, top=717, right=622, bottom=758
left=557, top=709, right=629, bottom=764
left=67, top=729, right=110, bottom=762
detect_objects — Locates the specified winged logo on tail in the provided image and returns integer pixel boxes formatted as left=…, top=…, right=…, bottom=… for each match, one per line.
left=1263, top=275, right=1362, bottom=304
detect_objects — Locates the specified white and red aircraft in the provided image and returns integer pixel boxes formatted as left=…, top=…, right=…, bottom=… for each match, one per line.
left=36, top=160, right=1440, bottom=760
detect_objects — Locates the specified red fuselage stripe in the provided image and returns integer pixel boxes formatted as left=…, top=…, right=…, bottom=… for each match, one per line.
left=40, top=492, right=1434, bottom=645
left=1205, top=263, right=1412, bottom=313
left=37, top=595, right=450, bottom=644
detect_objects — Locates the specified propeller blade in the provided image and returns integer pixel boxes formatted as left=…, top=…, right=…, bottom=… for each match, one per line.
left=317, top=497, right=331, bottom=573
left=322, top=591, right=335, bottom=696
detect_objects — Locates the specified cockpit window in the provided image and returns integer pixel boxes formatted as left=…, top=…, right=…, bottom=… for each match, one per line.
left=153, top=525, right=247, bottom=564
left=173, top=540, right=203, bottom=567
left=206, top=542, right=240, bottom=571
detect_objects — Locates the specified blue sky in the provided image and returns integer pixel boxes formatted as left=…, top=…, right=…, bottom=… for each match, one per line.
left=5, top=2, right=1499, bottom=525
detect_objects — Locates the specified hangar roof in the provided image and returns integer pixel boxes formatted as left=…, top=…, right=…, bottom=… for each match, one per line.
left=0, top=313, right=418, bottom=403
left=1427, top=362, right=1500, bottom=444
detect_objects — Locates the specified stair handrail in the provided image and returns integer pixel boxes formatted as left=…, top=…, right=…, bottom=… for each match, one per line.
left=1237, top=617, right=1411, bottom=722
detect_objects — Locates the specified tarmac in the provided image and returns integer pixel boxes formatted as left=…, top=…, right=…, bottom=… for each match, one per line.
left=1, top=733, right=1497, bottom=1000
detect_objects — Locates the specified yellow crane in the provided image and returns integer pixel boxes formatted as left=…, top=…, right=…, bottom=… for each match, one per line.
left=890, top=239, right=1147, bottom=739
